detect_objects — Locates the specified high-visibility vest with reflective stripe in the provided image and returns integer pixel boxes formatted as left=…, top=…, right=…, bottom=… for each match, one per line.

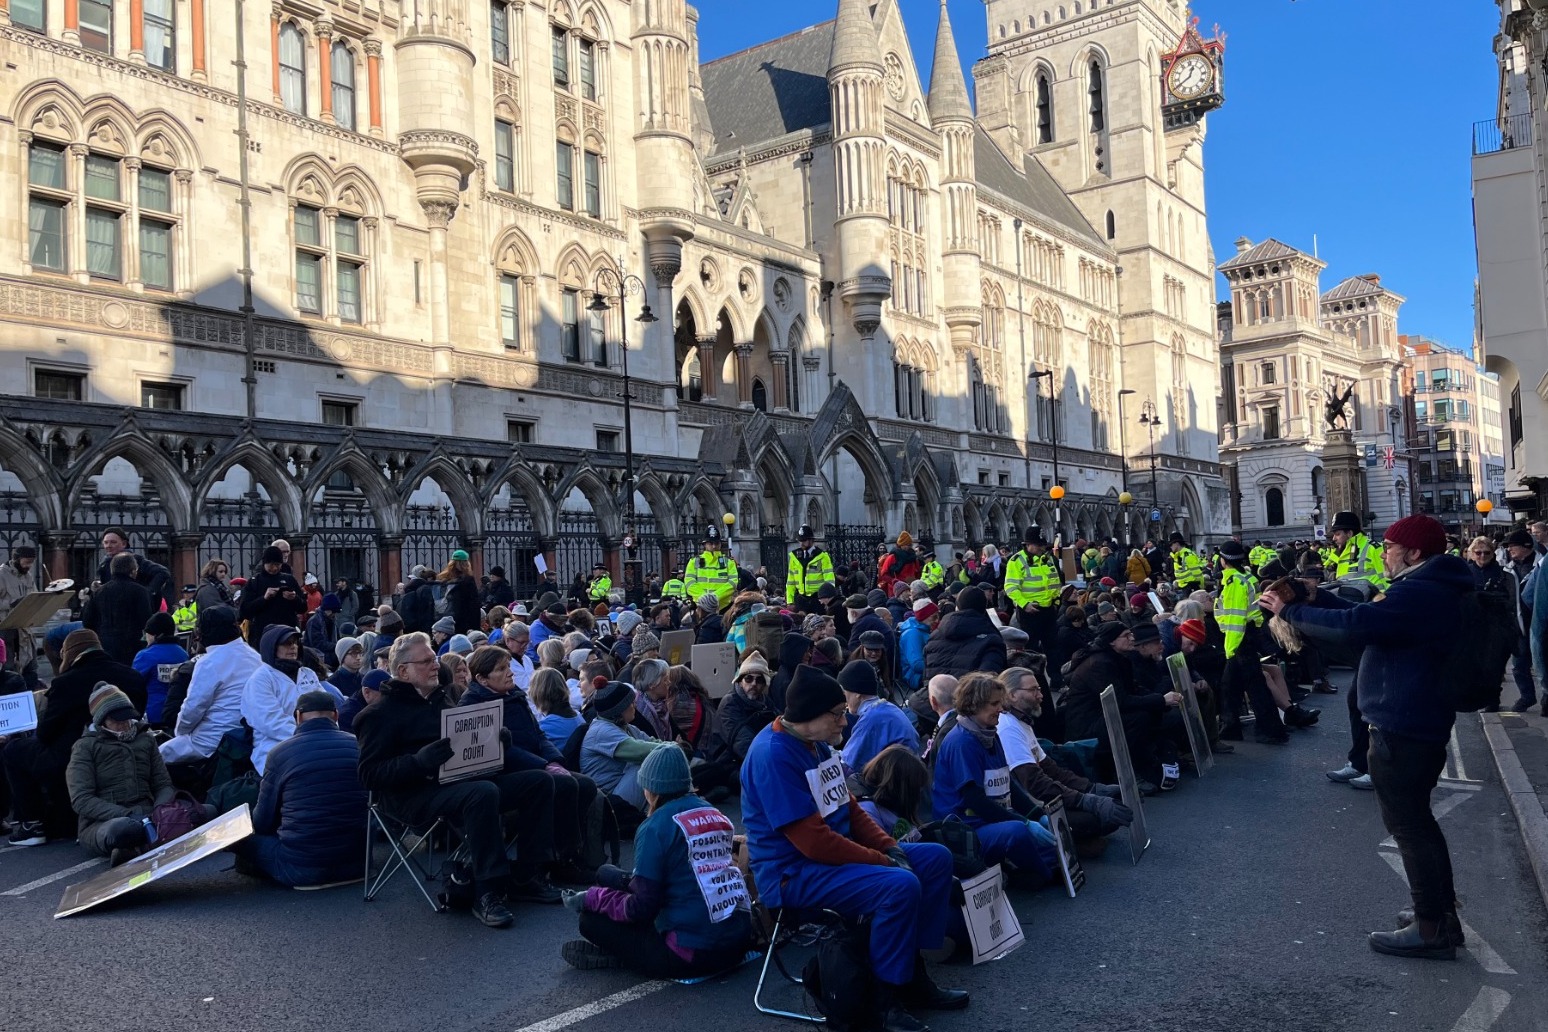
left=660, top=578, right=687, bottom=600
left=685, top=551, right=738, bottom=609
left=1173, top=547, right=1205, bottom=587
left=921, top=560, right=945, bottom=590
left=1249, top=545, right=1274, bottom=571
left=172, top=601, right=198, bottom=633
left=588, top=575, right=612, bottom=601
left=1005, top=550, right=1060, bottom=608
left=786, top=547, right=835, bottom=602
left=1216, top=566, right=1262, bottom=659
left=1333, top=533, right=1388, bottom=591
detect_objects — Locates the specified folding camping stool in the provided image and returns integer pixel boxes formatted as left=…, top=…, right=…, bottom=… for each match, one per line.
left=752, top=905, right=847, bottom=1023
left=363, top=793, right=465, bottom=912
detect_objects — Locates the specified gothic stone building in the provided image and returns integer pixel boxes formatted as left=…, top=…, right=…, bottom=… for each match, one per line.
left=0, top=0, right=1229, bottom=597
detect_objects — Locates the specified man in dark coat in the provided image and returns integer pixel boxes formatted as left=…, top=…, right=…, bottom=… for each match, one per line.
left=82, top=553, right=154, bottom=665
left=922, top=587, right=1008, bottom=679
left=396, top=567, right=438, bottom=636
left=238, top=690, right=367, bottom=888
left=710, top=653, right=778, bottom=767
left=239, top=546, right=307, bottom=645
left=483, top=566, right=518, bottom=610
left=1061, top=622, right=1184, bottom=790
left=96, top=526, right=174, bottom=610
left=2, top=628, right=146, bottom=844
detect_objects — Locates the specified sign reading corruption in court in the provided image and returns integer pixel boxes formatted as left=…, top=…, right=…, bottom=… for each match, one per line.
left=440, top=699, right=505, bottom=784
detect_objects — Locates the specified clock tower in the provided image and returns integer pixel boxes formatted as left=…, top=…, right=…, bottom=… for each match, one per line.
left=974, top=0, right=1229, bottom=538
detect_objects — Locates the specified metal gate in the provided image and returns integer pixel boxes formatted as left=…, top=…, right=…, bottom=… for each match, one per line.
left=553, top=511, right=605, bottom=598
left=825, top=524, right=885, bottom=580
left=0, top=492, right=44, bottom=586
left=306, top=493, right=380, bottom=593
left=760, top=533, right=788, bottom=595
left=197, top=495, right=283, bottom=580
left=485, top=504, right=542, bottom=603
left=401, top=504, right=464, bottom=577
left=69, top=490, right=173, bottom=589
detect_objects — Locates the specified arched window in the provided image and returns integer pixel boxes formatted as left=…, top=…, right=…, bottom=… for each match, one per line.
left=1087, top=60, right=1105, bottom=133
left=1105, top=210, right=1116, bottom=240
left=1265, top=487, right=1286, bottom=527
left=279, top=23, right=307, bottom=114
left=1035, top=73, right=1054, bottom=144
left=331, top=42, right=356, bottom=130
left=751, top=378, right=767, bottom=412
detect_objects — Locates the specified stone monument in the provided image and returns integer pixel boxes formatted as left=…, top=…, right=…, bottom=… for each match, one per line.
left=1321, top=429, right=1367, bottom=523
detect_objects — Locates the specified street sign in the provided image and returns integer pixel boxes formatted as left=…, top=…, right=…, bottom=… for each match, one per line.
left=1150, top=508, right=1161, bottom=522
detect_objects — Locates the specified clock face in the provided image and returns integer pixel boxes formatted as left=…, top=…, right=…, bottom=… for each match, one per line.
left=1167, top=53, right=1214, bottom=101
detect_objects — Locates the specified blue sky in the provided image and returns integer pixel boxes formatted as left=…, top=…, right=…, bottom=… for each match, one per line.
left=696, top=0, right=1499, bottom=350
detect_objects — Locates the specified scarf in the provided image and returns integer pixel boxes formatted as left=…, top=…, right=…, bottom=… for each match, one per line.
left=639, top=692, right=673, bottom=741
left=955, top=712, right=1000, bottom=752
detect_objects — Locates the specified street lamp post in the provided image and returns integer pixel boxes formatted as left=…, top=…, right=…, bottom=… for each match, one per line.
left=1117, top=388, right=1136, bottom=495
left=589, top=258, right=657, bottom=605
left=1030, top=367, right=1060, bottom=523
left=1139, top=398, right=1161, bottom=525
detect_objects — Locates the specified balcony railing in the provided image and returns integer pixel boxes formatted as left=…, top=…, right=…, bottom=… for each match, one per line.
left=1474, top=113, right=1533, bottom=156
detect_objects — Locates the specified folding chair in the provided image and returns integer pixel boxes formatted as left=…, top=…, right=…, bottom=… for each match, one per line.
left=752, top=904, right=847, bottom=1023
left=363, top=793, right=463, bottom=912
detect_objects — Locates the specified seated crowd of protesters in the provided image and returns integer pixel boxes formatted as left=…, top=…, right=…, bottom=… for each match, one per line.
left=8, top=515, right=1524, bottom=1025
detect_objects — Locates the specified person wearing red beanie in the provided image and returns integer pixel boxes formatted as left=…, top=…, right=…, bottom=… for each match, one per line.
left=1259, top=512, right=1473, bottom=961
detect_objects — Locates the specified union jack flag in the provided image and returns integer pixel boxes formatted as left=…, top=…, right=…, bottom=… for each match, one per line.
left=1382, top=446, right=1395, bottom=470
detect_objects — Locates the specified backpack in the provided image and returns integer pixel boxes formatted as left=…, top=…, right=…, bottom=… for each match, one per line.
left=800, top=920, right=876, bottom=1031
left=916, top=814, right=987, bottom=880
left=1444, top=587, right=1518, bottom=712
left=432, top=583, right=451, bottom=619
left=151, top=791, right=209, bottom=843
left=208, top=722, right=256, bottom=791
left=745, top=612, right=785, bottom=669
left=436, top=859, right=477, bottom=910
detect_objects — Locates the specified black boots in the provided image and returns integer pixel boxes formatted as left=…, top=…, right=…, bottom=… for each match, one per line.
left=1283, top=703, right=1321, bottom=729
left=473, top=891, right=515, bottom=928
left=901, top=957, right=970, bottom=1011
left=1398, top=907, right=1466, bottom=946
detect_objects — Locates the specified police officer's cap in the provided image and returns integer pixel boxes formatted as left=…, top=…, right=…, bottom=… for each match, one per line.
left=798, top=524, right=816, bottom=541
left=704, top=525, right=721, bottom=542
left=1331, top=511, right=1361, bottom=533
left=1169, top=532, right=1187, bottom=546
left=1023, top=526, right=1046, bottom=546
left=1218, top=540, right=1247, bottom=561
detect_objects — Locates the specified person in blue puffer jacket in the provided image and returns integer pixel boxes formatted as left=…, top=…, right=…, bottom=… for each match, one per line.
left=237, top=690, right=367, bottom=888
left=131, top=612, right=188, bottom=727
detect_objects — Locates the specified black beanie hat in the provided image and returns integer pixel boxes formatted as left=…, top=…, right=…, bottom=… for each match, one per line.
left=784, top=664, right=845, bottom=723
left=198, top=605, right=242, bottom=646
left=261, top=546, right=286, bottom=565
left=144, top=612, right=176, bottom=638
left=593, top=680, right=636, bottom=721
left=957, top=586, right=989, bottom=612
left=837, top=658, right=880, bottom=697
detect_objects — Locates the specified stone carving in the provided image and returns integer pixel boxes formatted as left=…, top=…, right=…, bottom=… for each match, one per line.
left=420, top=200, right=458, bottom=228
left=773, top=277, right=791, bottom=311
left=1324, top=378, right=1355, bottom=429
left=883, top=53, right=906, bottom=101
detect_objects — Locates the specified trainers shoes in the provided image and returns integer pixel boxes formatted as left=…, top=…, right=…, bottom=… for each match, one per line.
left=473, top=892, right=515, bottom=928
left=561, top=939, right=621, bottom=969
left=7, top=821, right=45, bottom=847
left=1159, top=763, right=1181, bottom=791
left=1327, top=763, right=1363, bottom=783
left=1348, top=773, right=1374, bottom=790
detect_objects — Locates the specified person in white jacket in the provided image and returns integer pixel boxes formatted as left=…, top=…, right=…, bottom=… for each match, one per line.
left=161, top=607, right=262, bottom=766
left=242, top=624, right=338, bottom=775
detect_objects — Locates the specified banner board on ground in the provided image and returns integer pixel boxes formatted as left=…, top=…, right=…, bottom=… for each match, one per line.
left=1099, top=685, right=1150, bottom=865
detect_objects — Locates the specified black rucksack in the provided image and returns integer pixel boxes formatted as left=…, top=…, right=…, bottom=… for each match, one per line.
left=1443, top=587, right=1518, bottom=712
left=436, top=859, right=477, bottom=910
left=800, top=920, right=875, bottom=1031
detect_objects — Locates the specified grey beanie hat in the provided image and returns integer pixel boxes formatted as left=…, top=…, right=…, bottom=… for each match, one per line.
left=637, top=744, right=692, bottom=796
left=432, top=616, right=456, bottom=636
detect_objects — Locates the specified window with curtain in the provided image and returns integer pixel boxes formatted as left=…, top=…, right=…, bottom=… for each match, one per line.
left=11, top=0, right=45, bottom=32
left=86, top=209, right=122, bottom=279
left=588, top=307, right=606, bottom=366
left=494, top=121, right=515, bottom=191
left=80, top=0, right=112, bottom=52
left=555, top=141, right=574, bottom=209
left=138, top=167, right=175, bottom=291
left=144, top=0, right=175, bottom=71
left=582, top=150, right=601, bottom=217
left=331, top=42, right=356, bottom=130
left=499, top=273, right=520, bottom=348
left=335, top=215, right=364, bottom=323
left=28, top=199, right=67, bottom=272
left=294, top=205, right=324, bottom=313
left=578, top=39, right=597, bottom=101
left=561, top=289, right=581, bottom=361
left=280, top=23, right=307, bottom=114
left=490, top=1, right=511, bottom=65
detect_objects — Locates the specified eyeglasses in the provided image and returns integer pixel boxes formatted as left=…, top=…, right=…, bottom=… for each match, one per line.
left=827, top=705, right=848, bottom=720
left=741, top=675, right=767, bottom=684
left=403, top=655, right=438, bottom=667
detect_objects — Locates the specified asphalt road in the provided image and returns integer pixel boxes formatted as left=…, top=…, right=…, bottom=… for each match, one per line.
left=2, top=667, right=1544, bottom=1032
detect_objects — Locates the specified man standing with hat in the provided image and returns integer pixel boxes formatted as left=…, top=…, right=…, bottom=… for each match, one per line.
left=684, top=526, right=738, bottom=612
left=1328, top=511, right=1387, bottom=598
left=786, top=525, right=835, bottom=611
left=0, top=543, right=42, bottom=684
left=1500, top=529, right=1538, bottom=712
left=919, top=548, right=945, bottom=594
left=740, top=664, right=967, bottom=1032
left=1168, top=533, right=1205, bottom=591
left=1261, top=514, right=1472, bottom=959
left=1005, top=527, right=1062, bottom=655
left=588, top=564, right=613, bottom=605
left=172, top=585, right=200, bottom=636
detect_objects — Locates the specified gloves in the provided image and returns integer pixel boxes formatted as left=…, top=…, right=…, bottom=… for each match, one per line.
left=1094, top=783, right=1123, bottom=800
left=885, top=846, right=913, bottom=872
left=498, top=727, right=513, bottom=747
left=545, top=762, right=571, bottom=777
left=561, top=889, right=587, bottom=914
left=1078, top=792, right=1134, bottom=828
left=413, top=738, right=455, bottom=773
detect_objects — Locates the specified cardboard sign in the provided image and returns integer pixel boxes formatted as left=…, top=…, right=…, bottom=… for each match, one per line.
left=960, top=864, right=1025, bottom=964
left=1148, top=591, right=1165, bottom=615
left=804, top=753, right=848, bottom=819
left=533, top=554, right=548, bottom=575
left=691, top=641, right=737, bottom=699
left=1167, top=652, right=1214, bottom=776
left=0, top=590, right=73, bottom=632
left=1043, top=796, right=1085, bottom=898
left=0, top=691, right=39, bottom=735
left=55, top=806, right=254, bottom=918
left=1099, top=685, right=1150, bottom=865
left=659, top=630, right=695, bottom=667
left=439, top=699, right=505, bottom=784
left=670, top=806, right=750, bottom=923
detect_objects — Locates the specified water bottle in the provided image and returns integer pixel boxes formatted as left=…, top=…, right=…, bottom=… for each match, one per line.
left=141, top=817, right=158, bottom=845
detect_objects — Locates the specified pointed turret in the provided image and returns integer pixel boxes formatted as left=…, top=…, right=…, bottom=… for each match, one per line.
left=829, top=0, right=883, bottom=75
left=828, top=0, right=889, bottom=356
left=927, top=1, right=972, bottom=125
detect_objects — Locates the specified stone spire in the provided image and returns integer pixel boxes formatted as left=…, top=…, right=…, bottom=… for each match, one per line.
left=927, top=0, right=972, bottom=124
left=829, top=0, right=883, bottom=75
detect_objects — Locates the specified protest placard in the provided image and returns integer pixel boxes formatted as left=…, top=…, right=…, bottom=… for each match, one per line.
left=0, top=691, right=39, bottom=735
left=960, top=864, right=1025, bottom=964
left=1043, top=797, right=1085, bottom=898
left=659, top=630, right=695, bottom=667
left=440, top=698, right=504, bottom=783
left=1100, top=684, right=1150, bottom=865
left=691, top=642, right=737, bottom=699
left=1167, top=652, right=1214, bottom=775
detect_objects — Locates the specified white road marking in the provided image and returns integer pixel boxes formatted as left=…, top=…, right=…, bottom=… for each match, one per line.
left=511, top=981, right=670, bottom=1032
left=1377, top=853, right=1516, bottom=975
left=1449, top=987, right=1511, bottom=1032
left=1, top=858, right=105, bottom=897
left=1436, top=780, right=1482, bottom=791
left=1379, top=791, right=1473, bottom=848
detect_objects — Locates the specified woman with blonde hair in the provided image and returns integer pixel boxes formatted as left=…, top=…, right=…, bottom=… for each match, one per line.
left=436, top=550, right=481, bottom=634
